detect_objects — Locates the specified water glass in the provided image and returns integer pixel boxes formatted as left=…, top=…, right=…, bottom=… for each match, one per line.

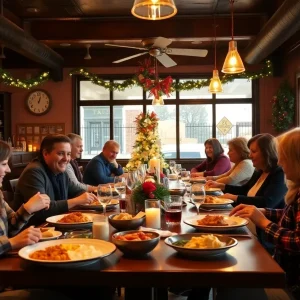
left=164, top=196, right=183, bottom=225
left=145, top=199, right=161, bottom=229
left=97, top=184, right=112, bottom=216
left=181, top=170, right=191, bottom=184
left=191, top=183, right=206, bottom=214
left=114, top=177, right=127, bottom=212
left=92, top=215, right=109, bottom=240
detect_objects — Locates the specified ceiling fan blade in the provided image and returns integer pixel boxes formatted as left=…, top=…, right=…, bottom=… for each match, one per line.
left=113, top=52, right=148, bottom=63
left=153, top=37, right=172, bottom=49
left=156, top=53, right=177, bottom=68
left=105, top=43, right=146, bottom=51
left=166, top=48, right=208, bottom=57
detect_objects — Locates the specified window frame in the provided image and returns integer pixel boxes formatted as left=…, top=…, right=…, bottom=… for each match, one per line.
left=72, top=74, right=259, bottom=163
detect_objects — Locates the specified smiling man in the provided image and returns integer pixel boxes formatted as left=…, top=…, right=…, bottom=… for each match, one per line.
left=83, top=140, right=124, bottom=185
left=12, top=134, right=97, bottom=226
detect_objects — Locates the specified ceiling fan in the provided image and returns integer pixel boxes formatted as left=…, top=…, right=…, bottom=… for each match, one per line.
left=105, top=37, right=208, bottom=68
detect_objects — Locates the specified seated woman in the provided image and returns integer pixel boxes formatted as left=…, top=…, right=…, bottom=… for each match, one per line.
left=206, top=137, right=254, bottom=185
left=206, top=133, right=287, bottom=253
left=226, top=127, right=300, bottom=300
left=190, top=138, right=231, bottom=177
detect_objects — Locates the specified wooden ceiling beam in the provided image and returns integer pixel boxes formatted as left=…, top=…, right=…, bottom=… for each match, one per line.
left=29, top=16, right=263, bottom=41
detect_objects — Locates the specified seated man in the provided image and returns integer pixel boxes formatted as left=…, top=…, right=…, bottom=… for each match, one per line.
left=66, top=133, right=97, bottom=192
left=12, top=134, right=98, bottom=226
left=83, top=140, right=123, bottom=185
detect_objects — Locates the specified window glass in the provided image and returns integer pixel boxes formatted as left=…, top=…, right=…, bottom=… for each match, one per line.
left=80, top=81, right=110, bottom=100
left=80, top=106, right=110, bottom=159
left=113, top=105, right=143, bottom=159
left=216, top=79, right=252, bottom=99
left=216, top=103, right=252, bottom=154
left=113, top=80, right=143, bottom=100
left=179, top=105, right=212, bottom=159
left=179, top=79, right=211, bottom=99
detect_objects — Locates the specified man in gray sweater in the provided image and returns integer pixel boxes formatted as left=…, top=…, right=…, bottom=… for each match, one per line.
left=12, top=134, right=97, bottom=226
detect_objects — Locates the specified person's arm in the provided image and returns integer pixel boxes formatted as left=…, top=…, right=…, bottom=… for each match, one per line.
left=203, top=156, right=231, bottom=176
left=235, top=168, right=287, bottom=208
left=110, top=162, right=124, bottom=176
left=217, top=160, right=254, bottom=185
left=265, top=207, right=284, bottom=223
left=65, top=163, right=96, bottom=192
left=85, top=159, right=115, bottom=184
left=191, top=159, right=207, bottom=173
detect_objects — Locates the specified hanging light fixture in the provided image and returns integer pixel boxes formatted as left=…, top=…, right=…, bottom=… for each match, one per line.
left=209, top=20, right=223, bottom=93
left=221, top=0, right=245, bottom=74
left=152, top=58, right=164, bottom=105
left=84, top=44, right=91, bottom=60
left=131, top=0, right=177, bottom=21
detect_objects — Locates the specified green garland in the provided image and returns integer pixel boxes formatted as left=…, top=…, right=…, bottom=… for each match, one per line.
left=0, top=60, right=272, bottom=91
left=69, top=60, right=273, bottom=93
left=0, top=68, right=50, bottom=89
left=270, top=81, right=295, bottom=132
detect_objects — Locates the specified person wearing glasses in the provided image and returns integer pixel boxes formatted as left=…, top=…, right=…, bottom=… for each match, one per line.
left=83, top=140, right=124, bottom=185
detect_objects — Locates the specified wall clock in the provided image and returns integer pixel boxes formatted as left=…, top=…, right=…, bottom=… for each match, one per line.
left=25, top=90, right=52, bottom=116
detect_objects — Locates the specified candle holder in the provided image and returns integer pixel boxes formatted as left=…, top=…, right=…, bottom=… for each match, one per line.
left=145, top=199, right=161, bottom=229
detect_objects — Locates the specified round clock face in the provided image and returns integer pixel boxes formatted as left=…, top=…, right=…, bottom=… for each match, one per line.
left=26, top=90, right=52, bottom=115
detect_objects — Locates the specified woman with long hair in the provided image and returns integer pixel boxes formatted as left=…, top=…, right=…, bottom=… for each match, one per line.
left=206, top=137, right=254, bottom=185
left=191, top=138, right=231, bottom=177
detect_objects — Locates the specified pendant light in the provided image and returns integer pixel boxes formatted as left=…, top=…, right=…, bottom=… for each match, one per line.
left=209, top=20, right=223, bottom=93
left=131, top=0, right=177, bottom=21
left=152, top=58, right=164, bottom=105
left=221, top=0, right=245, bottom=74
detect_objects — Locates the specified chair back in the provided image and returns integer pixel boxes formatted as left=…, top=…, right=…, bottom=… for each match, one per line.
left=9, top=178, right=19, bottom=193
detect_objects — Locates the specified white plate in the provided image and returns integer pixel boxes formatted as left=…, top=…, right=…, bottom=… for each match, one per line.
left=165, top=233, right=238, bottom=258
left=79, top=199, right=119, bottom=211
left=46, top=213, right=95, bottom=229
left=190, top=178, right=206, bottom=183
left=19, top=238, right=116, bottom=264
left=205, top=187, right=223, bottom=195
left=40, top=230, right=62, bottom=241
left=201, top=197, right=234, bottom=208
left=184, top=214, right=248, bottom=232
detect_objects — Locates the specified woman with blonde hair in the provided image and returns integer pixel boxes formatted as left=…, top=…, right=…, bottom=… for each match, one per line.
left=206, top=137, right=254, bottom=185
left=226, top=127, right=300, bottom=299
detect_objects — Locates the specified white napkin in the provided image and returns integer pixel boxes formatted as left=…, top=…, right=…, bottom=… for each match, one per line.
left=139, top=226, right=177, bottom=238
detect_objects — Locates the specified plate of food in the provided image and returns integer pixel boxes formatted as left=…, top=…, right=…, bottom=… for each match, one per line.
left=19, top=238, right=116, bottom=266
left=201, top=196, right=234, bottom=208
left=165, top=233, right=238, bottom=258
left=190, top=177, right=206, bottom=184
left=205, top=187, right=223, bottom=195
left=184, top=214, right=248, bottom=232
left=40, top=228, right=62, bottom=241
left=46, top=212, right=94, bottom=229
left=78, top=198, right=119, bottom=211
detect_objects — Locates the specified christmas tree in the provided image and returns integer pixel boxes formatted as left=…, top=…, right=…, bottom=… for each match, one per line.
left=125, top=111, right=168, bottom=171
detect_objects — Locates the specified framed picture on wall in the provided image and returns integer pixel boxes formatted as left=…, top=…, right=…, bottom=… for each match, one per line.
left=49, top=126, right=56, bottom=134
left=41, top=126, right=48, bottom=135
left=34, top=126, right=40, bottom=134
left=33, top=136, right=40, bottom=144
left=18, top=126, right=25, bottom=135
left=56, top=125, right=63, bottom=133
left=26, top=127, right=33, bottom=134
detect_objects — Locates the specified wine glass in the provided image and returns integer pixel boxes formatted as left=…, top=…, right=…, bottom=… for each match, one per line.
left=97, top=184, right=112, bottom=216
left=114, top=177, right=127, bottom=212
left=191, top=183, right=206, bottom=214
left=169, top=160, right=176, bottom=173
left=127, top=171, right=138, bottom=191
left=181, top=170, right=190, bottom=184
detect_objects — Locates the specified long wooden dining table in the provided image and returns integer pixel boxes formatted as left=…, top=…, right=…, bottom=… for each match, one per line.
left=0, top=201, right=285, bottom=297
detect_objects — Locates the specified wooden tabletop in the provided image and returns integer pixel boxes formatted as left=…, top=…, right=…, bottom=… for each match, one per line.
left=0, top=203, right=285, bottom=289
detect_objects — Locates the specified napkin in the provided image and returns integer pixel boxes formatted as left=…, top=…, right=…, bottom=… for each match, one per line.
left=139, top=226, right=177, bottom=238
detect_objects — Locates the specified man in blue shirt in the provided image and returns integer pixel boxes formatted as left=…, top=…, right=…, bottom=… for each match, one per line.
left=83, top=140, right=124, bottom=185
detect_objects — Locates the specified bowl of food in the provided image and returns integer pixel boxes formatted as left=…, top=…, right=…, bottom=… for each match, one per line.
left=112, top=230, right=160, bottom=256
left=165, top=233, right=238, bottom=258
left=108, top=212, right=145, bottom=231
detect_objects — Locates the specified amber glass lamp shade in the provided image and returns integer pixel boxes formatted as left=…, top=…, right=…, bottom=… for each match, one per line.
left=131, top=0, right=177, bottom=21
left=152, top=96, right=164, bottom=105
left=209, top=70, right=223, bottom=93
left=222, top=40, right=245, bottom=74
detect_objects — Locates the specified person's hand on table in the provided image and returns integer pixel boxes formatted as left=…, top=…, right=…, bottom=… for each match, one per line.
left=68, top=192, right=98, bottom=208
left=219, top=193, right=238, bottom=201
left=205, top=180, right=224, bottom=190
left=9, top=226, right=41, bottom=250
left=190, top=172, right=204, bottom=178
left=230, top=204, right=270, bottom=229
left=23, top=192, right=50, bottom=214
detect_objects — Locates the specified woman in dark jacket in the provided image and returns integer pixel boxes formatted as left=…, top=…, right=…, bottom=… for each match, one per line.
left=191, top=138, right=231, bottom=177
left=206, top=133, right=287, bottom=253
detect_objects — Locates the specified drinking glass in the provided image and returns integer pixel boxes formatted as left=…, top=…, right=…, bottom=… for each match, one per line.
left=181, top=170, right=191, bottom=184
left=163, top=196, right=183, bottom=225
left=97, top=184, right=112, bottom=216
left=169, top=160, right=176, bottom=173
left=127, top=171, right=138, bottom=191
left=114, top=177, right=127, bottom=212
left=191, top=183, right=206, bottom=214
left=92, top=215, right=109, bottom=240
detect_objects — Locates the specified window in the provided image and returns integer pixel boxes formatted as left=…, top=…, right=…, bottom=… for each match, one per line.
left=74, top=77, right=257, bottom=160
